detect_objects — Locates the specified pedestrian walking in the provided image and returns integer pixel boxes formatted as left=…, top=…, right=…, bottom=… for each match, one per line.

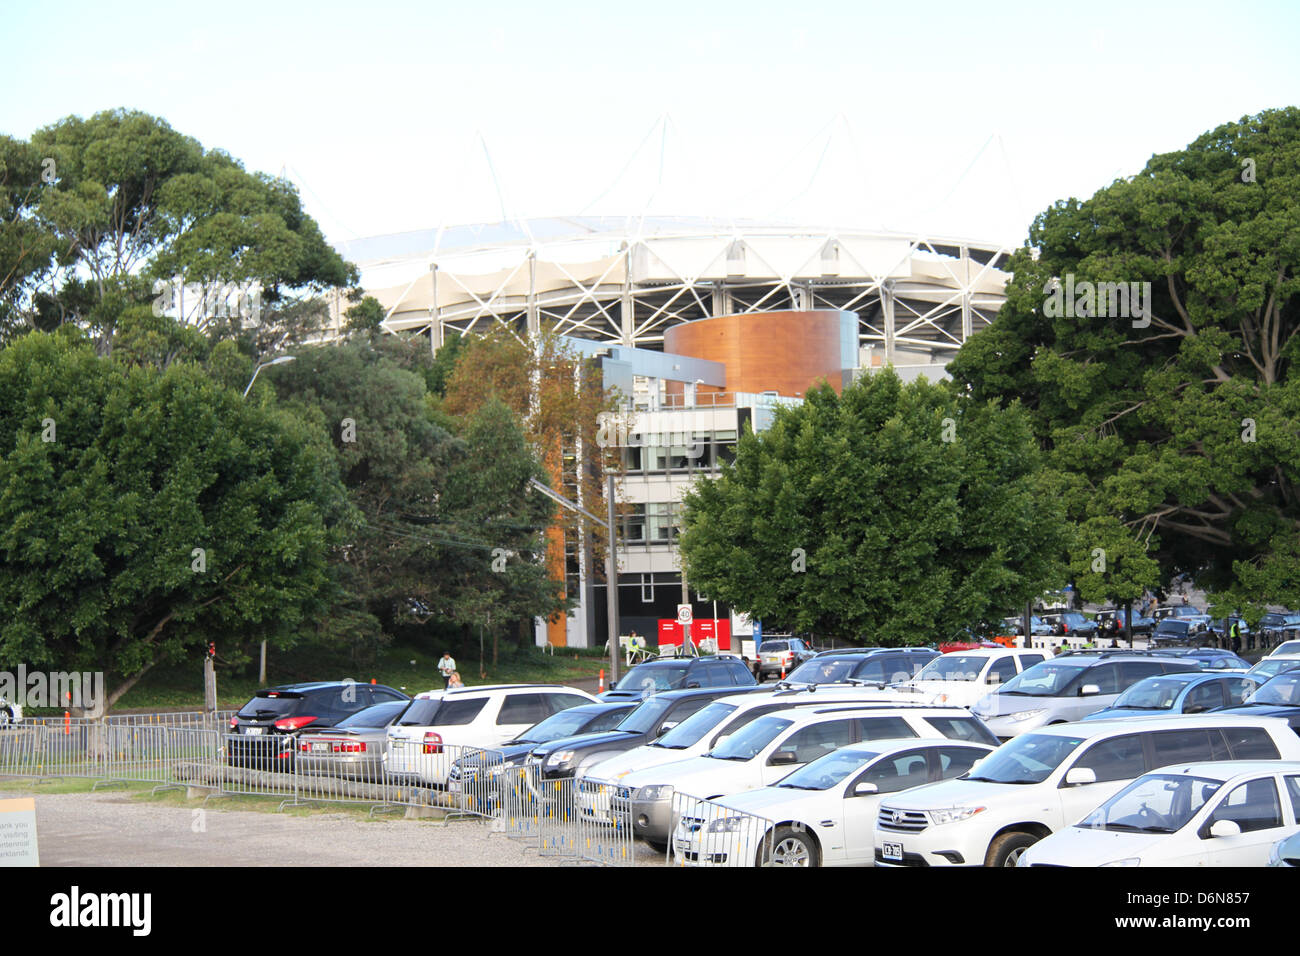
left=438, top=651, right=457, bottom=689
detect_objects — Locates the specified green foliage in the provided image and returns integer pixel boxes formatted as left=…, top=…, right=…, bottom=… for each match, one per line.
left=949, top=107, right=1300, bottom=603
left=679, top=369, right=1068, bottom=643
left=0, top=329, right=351, bottom=707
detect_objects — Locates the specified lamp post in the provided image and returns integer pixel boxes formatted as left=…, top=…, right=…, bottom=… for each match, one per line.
left=242, top=356, right=295, bottom=683
left=528, top=475, right=621, bottom=684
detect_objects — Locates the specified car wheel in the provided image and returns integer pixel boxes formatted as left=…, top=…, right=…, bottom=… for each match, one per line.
left=759, top=826, right=819, bottom=867
left=0, top=708, right=11, bottom=729
left=646, top=838, right=668, bottom=853
left=986, top=831, right=1038, bottom=867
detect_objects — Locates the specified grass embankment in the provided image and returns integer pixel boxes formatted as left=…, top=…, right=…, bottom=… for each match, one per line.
left=98, top=642, right=612, bottom=713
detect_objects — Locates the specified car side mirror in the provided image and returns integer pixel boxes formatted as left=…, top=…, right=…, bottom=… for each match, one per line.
left=852, top=782, right=879, bottom=797
left=1079, top=684, right=1101, bottom=697
left=1207, top=819, right=1242, bottom=839
left=1184, top=703, right=1207, bottom=714
left=656, top=722, right=677, bottom=736
left=769, top=750, right=798, bottom=766
left=1064, top=767, right=1097, bottom=786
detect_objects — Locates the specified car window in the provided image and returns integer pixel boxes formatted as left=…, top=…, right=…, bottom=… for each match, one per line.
left=855, top=749, right=932, bottom=794
left=372, top=688, right=407, bottom=703
left=987, top=658, right=1018, bottom=686
left=1222, top=679, right=1256, bottom=706
left=898, top=655, right=931, bottom=678
left=922, top=715, right=999, bottom=746
left=1071, top=733, right=1146, bottom=783
left=1210, top=778, right=1283, bottom=833
left=853, top=716, right=919, bottom=742
left=426, top=698, right=486, bottom=726
left=666, top=696, right=714, bottom=725
left=936, top=746, right=987, bottom=777
left=1118, top=661, right=1164, bottom=689
left=1018, top=654, right=1045, bottom=670
left=1222, top=727, right=1281, bottom=760
left=729, top=661, right=756, bottom=684
left=496, top=694, right=549, bottom=726
left=773, top=719, right=855, bottom=765
left=1149, top=728, right=1220, bottom=768
left=1284, top=776, right=1300, bottom=821
left=1183, top=682, right=1225, bottom=714
left=1085, top=663, right=1123, bottom=695
left=851, top=657, right=889, bottom=683
left=544, top=693, right=593, bottom=716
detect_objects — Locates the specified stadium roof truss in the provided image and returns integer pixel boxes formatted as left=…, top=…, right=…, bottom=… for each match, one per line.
left=358, top=222, right=1014, bottom=363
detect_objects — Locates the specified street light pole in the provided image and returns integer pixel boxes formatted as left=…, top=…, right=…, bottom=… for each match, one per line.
left=242, top=355, right=295, bottom=684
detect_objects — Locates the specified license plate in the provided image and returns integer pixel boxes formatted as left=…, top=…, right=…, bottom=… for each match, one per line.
left=310, top=742, right=328, bottom=752
left=882, top=841, right=903, bottom=861
left=448, top=779, right=460, bottom=793
left=244, top=726, right=264, bottom=735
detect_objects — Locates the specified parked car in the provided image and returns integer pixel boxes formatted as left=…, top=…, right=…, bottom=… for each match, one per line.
left=1268, top=828, right=1300, bottom=866
left=1207, top=615, right=1251, bottom=642
left=1267, top=638, right=1300, bottom=658
left=575, top=685, right=912, bottom=822
left=1003, top=615, right=1053, bottom=637
left=0, top=693, right=22, bottom=728
left=1039, top=612, right=1099, bottom=639
left=1095, top=608, right=1155, bottom=637
left=785, top=648, right=939, bottom=687
left=294, top=699, right=414, bottom=780
left=623, top=703, right=999, bottom=849
left=1018, top=761, right=1300, bottom=867
left=757, top=639, right=816, bottom=681
left=1247, top=656, right=1300, bottom=682
left=446, top=701, right=636, bottom=802
left=1150, top=619, right=1208, bottom=647
left=228, top=681, right=410, bottom=770
left=672, top=738, right=995, bottom=867
left=969, top=654, right=1201, bottom=739
left=1214, top=670, right=1300, bottom=733
left=1259, top=613, right=1300, bottom=648
left=1082, top=672, right=1263, bottom=720
left=1157, top=647, right=1251, bottom=670
left=529, top=687, right=754, bottom=782
left=384, top=684, right=599, bottom=787
left=873, top=713, right=1300, bottom=867
left=600, top=656, right=755, bottom=701
left=892, top=649, right=1051, bottom=708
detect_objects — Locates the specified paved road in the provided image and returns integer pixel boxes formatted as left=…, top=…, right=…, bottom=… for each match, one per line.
left=19, top=788, right=664, bottom=867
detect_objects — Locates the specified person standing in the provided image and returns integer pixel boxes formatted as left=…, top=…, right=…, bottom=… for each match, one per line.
left=1229, top=619, right=1242, bottom=655
left=438, top=651, right=457, bottom=689
left=447, top=671, right=464, bottom=689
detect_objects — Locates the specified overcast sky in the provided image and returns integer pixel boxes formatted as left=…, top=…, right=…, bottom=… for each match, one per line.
left=4, top=0, right=1298, bottom=249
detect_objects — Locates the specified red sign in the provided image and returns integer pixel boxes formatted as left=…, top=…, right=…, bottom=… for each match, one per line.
left=657, top=618, right=731, bottom=650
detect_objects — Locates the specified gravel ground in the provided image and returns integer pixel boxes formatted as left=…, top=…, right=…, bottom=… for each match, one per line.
left=18, top=788, right=665, bottom=867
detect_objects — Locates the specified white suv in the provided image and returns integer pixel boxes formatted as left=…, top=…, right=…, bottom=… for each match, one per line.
left=624, top=703, right=999, bottom=848
left=895, top=649, right=1051, bottom=708
left=873, top=713, right=1300, bottom=867
left=384, top=684, right=598, bottom=786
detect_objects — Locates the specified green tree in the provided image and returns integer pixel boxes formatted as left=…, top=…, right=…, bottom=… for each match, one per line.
left=679, top=369, right=1068, bottom=643
left=0, top=329, right=351, bottom=710
left=948, top=107, right=1300, bottom=612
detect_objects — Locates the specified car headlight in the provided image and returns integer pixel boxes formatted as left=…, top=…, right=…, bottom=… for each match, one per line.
left=1100, top=857, right=1141, bottom=867
left=705, top=816, right=746, bottom=833
left=929, top=806, right=985, bottom=826
left=635, top=784, right=673, bottom=802
left=1009, top=709, right=1047, bottom=722
left=545, top=750, right=576, bottom=767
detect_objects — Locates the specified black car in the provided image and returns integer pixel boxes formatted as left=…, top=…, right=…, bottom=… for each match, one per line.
left=785, top=647, right=939, bottom=686
left=1150, top=618, right=1206, bottom=647
left=1259, top=612, right=1300, bottom=648
left=529, top=687, right=760, bottom=780
left=227, top=681, right=410, bottom=770
left=599, top=655, right=756, bottom=701
left=447, top=701, right=637, bottom=791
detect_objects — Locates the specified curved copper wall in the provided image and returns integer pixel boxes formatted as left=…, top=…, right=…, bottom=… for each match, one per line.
left=663, top=310, right=851, bottom=397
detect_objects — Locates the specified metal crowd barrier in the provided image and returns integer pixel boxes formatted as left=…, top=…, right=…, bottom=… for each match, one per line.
left=667, top=791, right=776, bottom=867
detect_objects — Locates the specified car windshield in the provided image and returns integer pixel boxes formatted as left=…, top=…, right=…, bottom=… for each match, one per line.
left=964, top=733, right=1084, bottom=784
left=1156, top=621, right=1191, bottom=634
left=1110, top=677, right=1190, bottom=711
left=1078, top=773, right=1223, bottom=833
left=651, top=701, right=737, bottom=749
left=615, top=696, right=677, bottom=735
left=334, top=700, right=407, bottom=728
left=776, top=748, right=879, bottom=790
left=516, top=708, right=610, bottom=744
left=760, top=641, right=792, bottom=653
left=707, top=716, right=793, bottom=761
left=996, top=662, right=1088, bottom=697
left=1274, top=641, right=1300, bottom=655
left=1249, top=659, right=1300, bottom=679
left=1284, top=615, right=1300, bottom=626
left=1249, top=673, right=1300, bottom=706
left=614, top=663, right=690, bottom=694
left=787, top=658, right=860, bottom=684
left=915, top=655, right=989, bottom=682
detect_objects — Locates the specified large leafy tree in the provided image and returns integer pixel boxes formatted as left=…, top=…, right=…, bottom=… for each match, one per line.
left=678, top=369, right=1068, bottom=643
left=0, top=329, right=350, bottom=710
left=948, top=107, right=1300, bottom=617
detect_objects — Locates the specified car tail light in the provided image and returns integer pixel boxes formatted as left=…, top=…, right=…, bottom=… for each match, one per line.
left=229, top=716, right=238, bottom=728
left=422, top=732, right=443, bottom=754
left=299, top=738, right=367, bottom=753
left=274, top=715, right=318, bottom=731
